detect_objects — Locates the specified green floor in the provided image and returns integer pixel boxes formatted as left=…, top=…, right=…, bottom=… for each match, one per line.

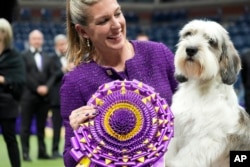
left=0, top=134, right=65, bottom=167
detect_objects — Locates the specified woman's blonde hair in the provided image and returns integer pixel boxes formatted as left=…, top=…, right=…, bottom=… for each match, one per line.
left=66, top=0, right=100, bottom=65
left=0, top=18, right=13, bottom=49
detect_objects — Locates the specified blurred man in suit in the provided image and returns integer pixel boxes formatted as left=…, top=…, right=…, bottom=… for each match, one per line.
left=20, top=29, right=56, bottom=161
left=136, top=32, right=149, bottom=41
left=241, top=49, right=250, bottom=115
left=50, top=34, right=74, bottom=158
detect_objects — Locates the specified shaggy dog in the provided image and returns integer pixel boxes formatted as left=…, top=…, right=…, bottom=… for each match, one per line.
left=165, top=19, right=250, bottom=167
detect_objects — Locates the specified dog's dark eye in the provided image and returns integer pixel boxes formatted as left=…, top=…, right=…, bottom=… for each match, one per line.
left=184, top=32, right=192, bottom=37
left=208, top=38, right=218, bottom=47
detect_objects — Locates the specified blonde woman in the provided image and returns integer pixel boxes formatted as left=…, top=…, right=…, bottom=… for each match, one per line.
left=61, top=0, right=178, bottom=166
left=0, top=18, right=25, bottom=167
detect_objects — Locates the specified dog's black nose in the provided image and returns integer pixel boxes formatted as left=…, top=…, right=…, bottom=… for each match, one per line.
left=186, top=47, right=198, bottom=57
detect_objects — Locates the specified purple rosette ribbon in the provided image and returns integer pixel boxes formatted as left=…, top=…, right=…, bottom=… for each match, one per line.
left=70, top=79, right=174, bottom=167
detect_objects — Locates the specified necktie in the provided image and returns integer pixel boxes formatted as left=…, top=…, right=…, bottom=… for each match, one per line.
left=34, top=51, right=43, bottom=71
left=60, top=56, right=67, bottom=68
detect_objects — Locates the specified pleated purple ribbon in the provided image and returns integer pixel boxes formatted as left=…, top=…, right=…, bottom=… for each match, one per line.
left=70, top=79, right=174, bottom=167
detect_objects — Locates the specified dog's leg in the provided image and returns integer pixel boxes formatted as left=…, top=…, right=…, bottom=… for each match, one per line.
left=165, top=138, right=179, bottom=167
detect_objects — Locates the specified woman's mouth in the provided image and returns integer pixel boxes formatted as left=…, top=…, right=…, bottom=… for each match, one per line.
left=108, top=33, right=122, bottom=40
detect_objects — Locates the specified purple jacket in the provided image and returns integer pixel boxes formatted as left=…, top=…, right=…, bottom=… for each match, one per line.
left=60, top=40, right=178, bottom=167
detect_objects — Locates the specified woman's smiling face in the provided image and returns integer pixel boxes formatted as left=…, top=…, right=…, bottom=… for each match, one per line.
left=78, top=0, right=127, bottom=52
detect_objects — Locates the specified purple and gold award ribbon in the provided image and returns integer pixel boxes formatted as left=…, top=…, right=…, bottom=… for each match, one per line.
left=70, top=79, right=174, bottom=167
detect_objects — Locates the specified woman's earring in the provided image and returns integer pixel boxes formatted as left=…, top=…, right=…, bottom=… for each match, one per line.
left=86, top=39, right=90, bottom=48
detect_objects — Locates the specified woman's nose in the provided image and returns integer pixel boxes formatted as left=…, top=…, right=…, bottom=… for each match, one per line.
left=111, top=18, right=120, bottom=29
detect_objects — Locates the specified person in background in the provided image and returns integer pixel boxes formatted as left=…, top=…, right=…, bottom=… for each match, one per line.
left=136, top=32, right=149, bottom=41
left=0, top=18, right=25, bottom=167
left=60, top=0, right=178, bottom=166
left=49, top=34, right=74, bottom=159
left=20, top=29, right=55, bottom=161
left=241, top=49, right=250, bottom=115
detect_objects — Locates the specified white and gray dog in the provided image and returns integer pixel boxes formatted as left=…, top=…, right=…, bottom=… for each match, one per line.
left=165, top=19, right=250, bottom=167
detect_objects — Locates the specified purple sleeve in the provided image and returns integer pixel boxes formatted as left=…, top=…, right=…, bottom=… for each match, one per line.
left=163, top=44, right=178, bottom=93
left=60, top=72, right=84, bottom=167
left=155, top=42, right=178, bottom=97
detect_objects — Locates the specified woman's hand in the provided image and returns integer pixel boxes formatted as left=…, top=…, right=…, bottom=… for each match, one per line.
left=69, top=105, right=98, bottom=130
left=0, top=75, right=5, bottom=84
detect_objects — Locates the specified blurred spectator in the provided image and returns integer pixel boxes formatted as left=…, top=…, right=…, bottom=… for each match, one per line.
left=0, top=18, right=25, bottom=167
left=49, top=34, right=74, bottom=159
left=136, top=32, right=149, bottom=41
left=20, top=29, right=55, bottom=161
left=241, top=49, right=250, bottom=114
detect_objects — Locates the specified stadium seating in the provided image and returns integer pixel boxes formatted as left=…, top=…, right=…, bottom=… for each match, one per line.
left=12, top=6, right=250, bottom=56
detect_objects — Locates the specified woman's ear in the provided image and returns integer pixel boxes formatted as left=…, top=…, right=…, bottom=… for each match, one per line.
left=75, top=24, right=89, bottom=38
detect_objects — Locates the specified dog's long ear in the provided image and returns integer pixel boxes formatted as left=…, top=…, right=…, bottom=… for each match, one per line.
left=219, top=39, right=241, bottom=85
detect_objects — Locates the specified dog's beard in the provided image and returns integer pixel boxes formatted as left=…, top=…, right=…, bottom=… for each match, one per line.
left=176, top=57, right=203, bottom=79
left=184, top=60, right=202, bottom=78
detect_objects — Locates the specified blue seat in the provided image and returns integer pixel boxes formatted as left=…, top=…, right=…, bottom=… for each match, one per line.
left=231, top=35, right=245, bottom=52
left=60, top=9, right=66, bottom=21
left=20, top=8, right=32, bottom=21
left=40, top=8, right=52, bottom=21
left=227, top=26, right=240, bottom=36
left=14, top=40, right=25, bottom=52
left=124, top=12, right=139, bottom=23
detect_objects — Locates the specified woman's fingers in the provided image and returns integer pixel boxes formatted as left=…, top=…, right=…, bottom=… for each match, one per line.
left=69, top=105, right=97, bottom=130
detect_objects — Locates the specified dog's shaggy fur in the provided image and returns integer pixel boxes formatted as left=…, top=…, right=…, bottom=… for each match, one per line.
left=165, top=19, right=250, bottom=167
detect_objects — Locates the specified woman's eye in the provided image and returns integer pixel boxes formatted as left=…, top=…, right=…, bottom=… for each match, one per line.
left=115, top=12, right=121, bottom=17
left=97, top=19, right=109, bottom=25
left=96, top=11, right=122, bottom=25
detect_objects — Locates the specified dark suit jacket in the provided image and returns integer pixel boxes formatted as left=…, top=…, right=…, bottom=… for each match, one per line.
left=21, top=50, right=56, bottom=101
left=241, top=50, right=250, bottom=112
left=241, top=50, right=250, bottom=91
left=0, top=48, right=25, bottom=118
left=50, top=53, right=64, bottom=107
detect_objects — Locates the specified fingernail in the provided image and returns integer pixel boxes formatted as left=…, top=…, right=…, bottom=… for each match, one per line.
left=92, top=110, right=99, bottom=115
